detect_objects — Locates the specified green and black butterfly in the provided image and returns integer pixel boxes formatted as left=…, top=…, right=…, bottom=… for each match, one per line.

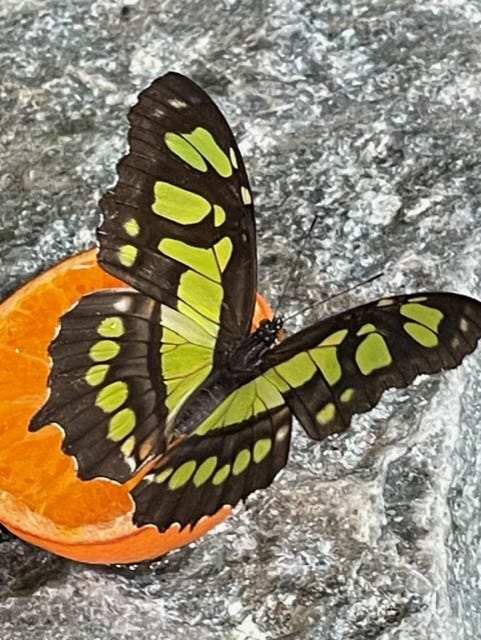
left=30, top=73, right=481, bottom=531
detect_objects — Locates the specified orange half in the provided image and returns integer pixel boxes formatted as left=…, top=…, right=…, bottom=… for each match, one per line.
left=0, top=249, right=272, bottom=564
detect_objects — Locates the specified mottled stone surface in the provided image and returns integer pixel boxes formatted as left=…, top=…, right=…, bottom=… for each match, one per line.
left=1, top=1, right=481, bottom=638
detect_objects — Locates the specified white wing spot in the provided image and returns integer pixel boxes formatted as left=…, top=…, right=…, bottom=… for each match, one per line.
left=168, top=98, right=188, bottom=109
left=113, top=296, right=133, bottom=313
left=459, top=317, right=469, bottom=333
left=241, top=186, right=252, bottom=205
left=377, top=298, right=394, bottom=307
left=275, top=424, right=290, bottom=443
left=229, top=147, right=238, bottom=169
left=124, top=457, right=137, bottom=473
left=408, top=296, right=428, bottom=303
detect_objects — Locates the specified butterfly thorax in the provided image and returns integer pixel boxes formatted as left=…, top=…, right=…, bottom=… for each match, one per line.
left=172, top=317, right=284, bottom=435
left=228, top=317, right=284, bottom=373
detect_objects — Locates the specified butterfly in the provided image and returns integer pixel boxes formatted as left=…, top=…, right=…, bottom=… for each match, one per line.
left=30, top=72, right=481, bottom=533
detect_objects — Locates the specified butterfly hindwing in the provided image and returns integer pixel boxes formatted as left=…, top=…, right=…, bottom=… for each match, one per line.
left=133, top=406, right=292, bottom=530
left=99, top=72, right=257, bottom=358
left=259, top=292, right=481, bottom=439
left=29, top=289, right=170, bottom=481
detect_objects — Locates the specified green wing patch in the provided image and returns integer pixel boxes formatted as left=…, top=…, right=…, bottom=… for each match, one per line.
left=159, top=304, right=220, bottom=414
left=133, top=406, right=292, bottom=530
left=99, top=72, right=258, bottom=356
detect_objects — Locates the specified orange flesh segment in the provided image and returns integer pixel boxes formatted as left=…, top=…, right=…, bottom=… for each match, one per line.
left=0, top=249, right=272, bottom=564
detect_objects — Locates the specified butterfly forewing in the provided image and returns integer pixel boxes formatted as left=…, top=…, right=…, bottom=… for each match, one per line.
left=29, top=73, right=260, bottom=487
left=259, top=292, right=481, bottom=439
left=99, top=72, right=257, bottom=359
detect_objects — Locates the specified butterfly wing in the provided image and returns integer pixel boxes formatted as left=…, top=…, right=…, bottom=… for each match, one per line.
left=29, top=280, right=240, bottom=481
left=99, top=72, right=257, bottom=358
left=29, top=291, right=159, bottom=480
left=133, top=406, right=292, bottom=530
left=260, top=292, right=481, bottom=439
left=30, top=73, right=259, bottom=482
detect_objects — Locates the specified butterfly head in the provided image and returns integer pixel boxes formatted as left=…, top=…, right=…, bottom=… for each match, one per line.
left=257, top=316, right=285, bottom=346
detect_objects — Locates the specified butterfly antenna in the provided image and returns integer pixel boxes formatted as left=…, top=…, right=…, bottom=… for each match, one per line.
left=276, top=212, right=321, bottom=311
left=282, top=271, right=384, bottom=324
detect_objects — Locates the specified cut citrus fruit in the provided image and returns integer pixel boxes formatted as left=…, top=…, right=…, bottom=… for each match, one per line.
left=0, top=249, right=272, bottom=564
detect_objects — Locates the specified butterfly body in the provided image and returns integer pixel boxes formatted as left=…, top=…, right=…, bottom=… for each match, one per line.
left=172, top=317, right=283, bottom=434
left=27, top=73, right=481, bottom=540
